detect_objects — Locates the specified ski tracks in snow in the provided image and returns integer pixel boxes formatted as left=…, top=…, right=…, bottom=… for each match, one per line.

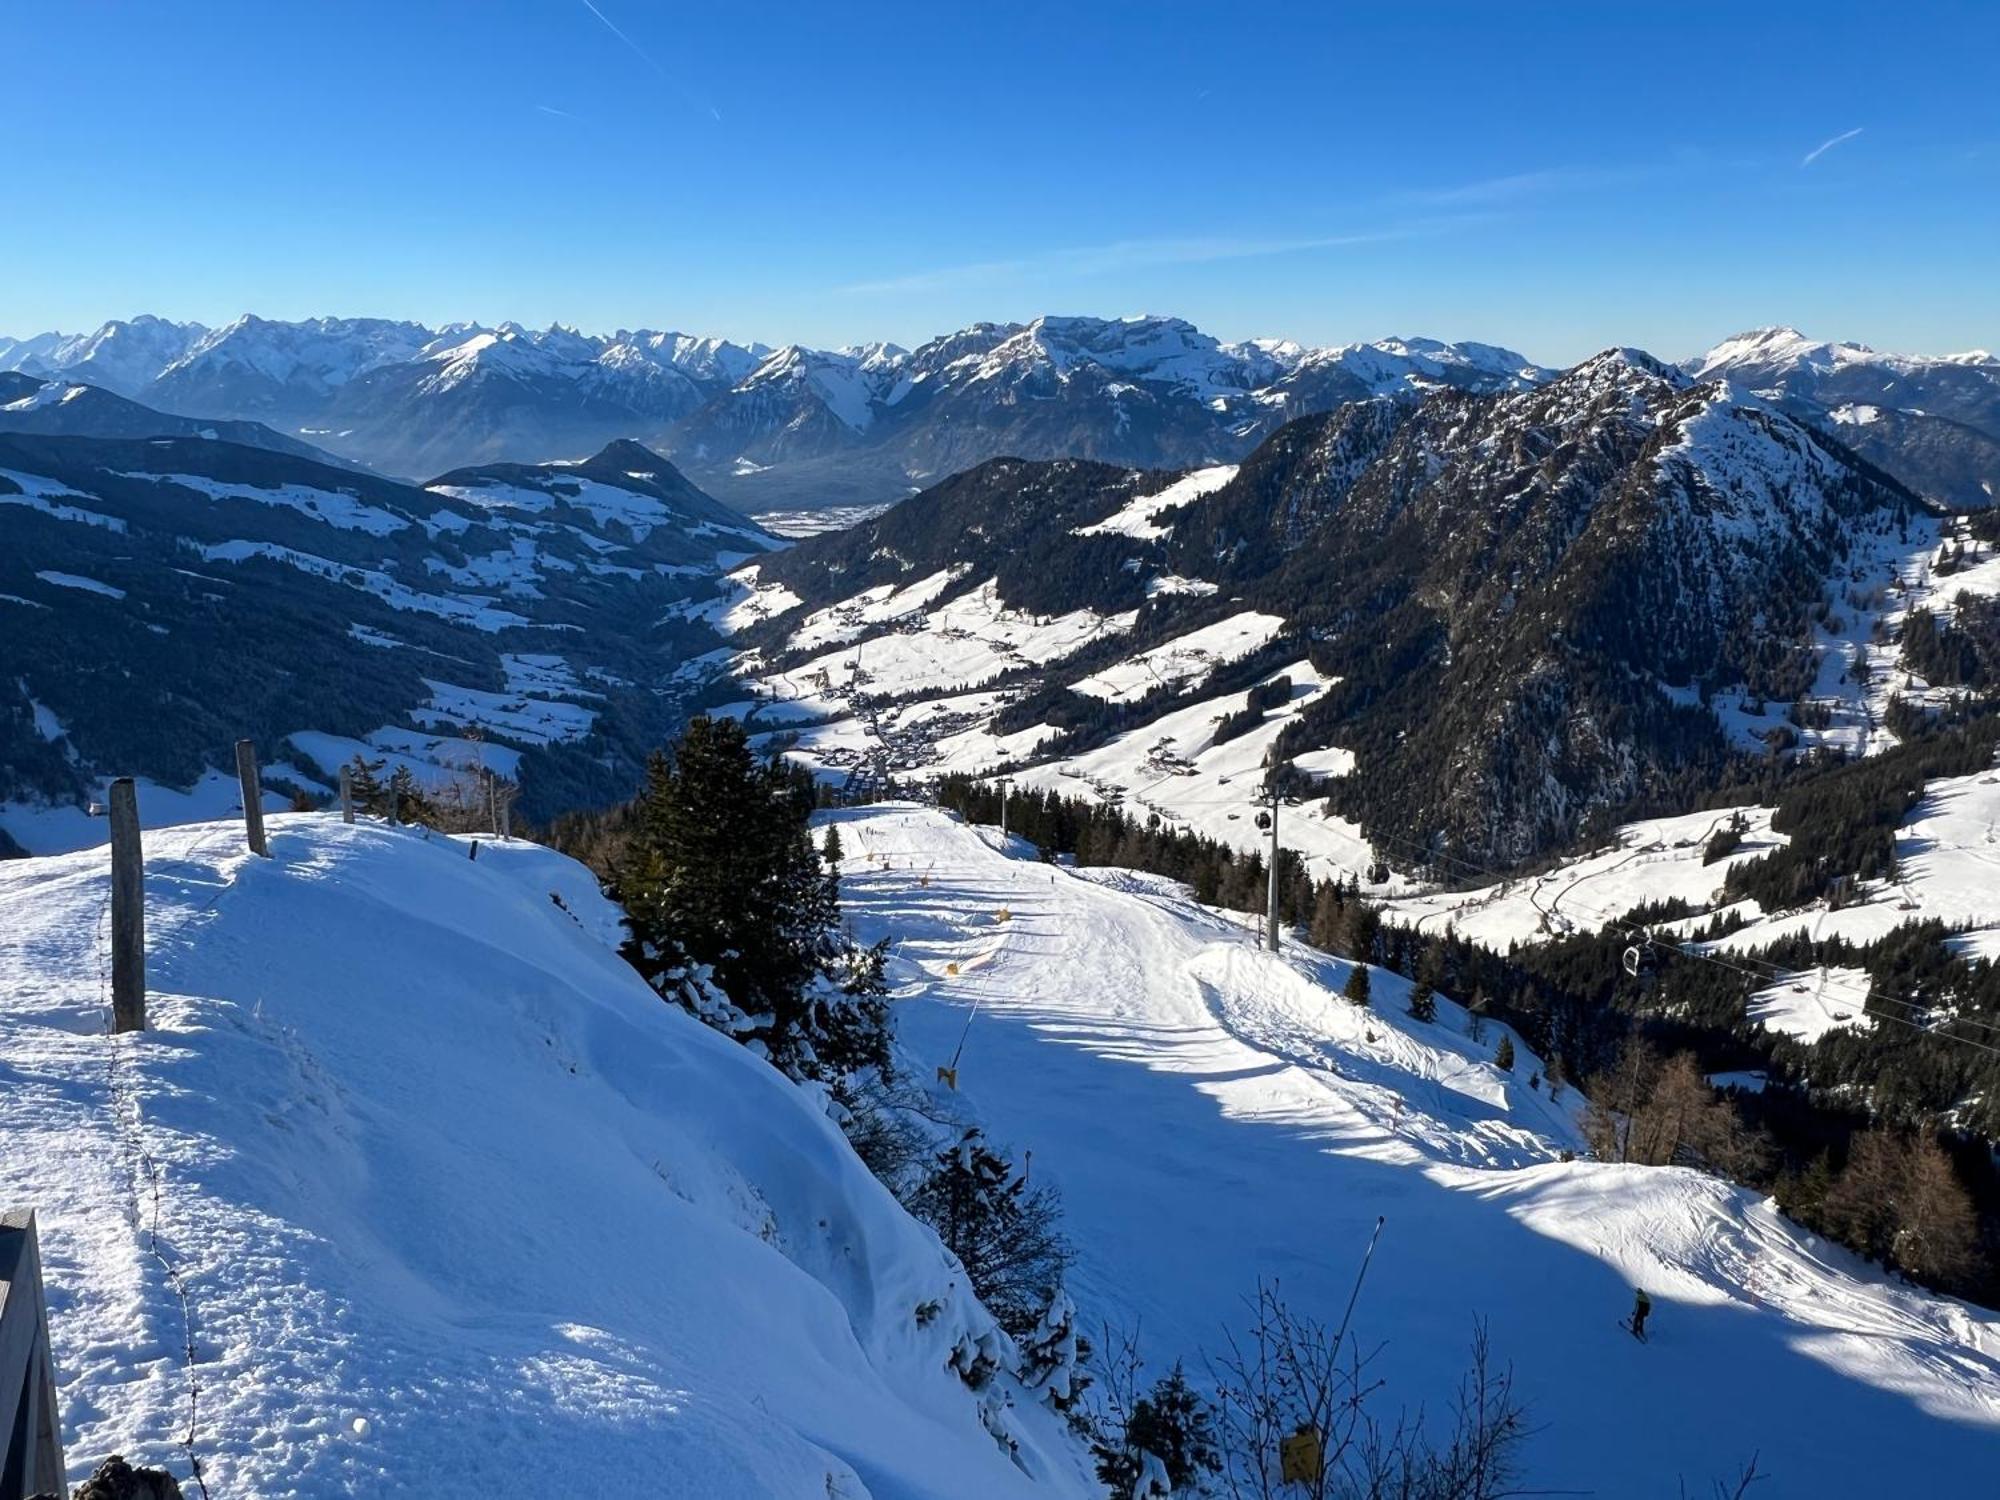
left=833, top=803, right=2000, bottom=1494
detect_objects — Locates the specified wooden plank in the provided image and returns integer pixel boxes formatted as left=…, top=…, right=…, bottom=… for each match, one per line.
left=0, top=1210, right=66, bottom=1499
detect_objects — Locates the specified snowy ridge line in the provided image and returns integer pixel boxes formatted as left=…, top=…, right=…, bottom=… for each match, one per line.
left=95, top=820, right=246, bottom=1500
left=1369, top=806, right=2000, bottom=1063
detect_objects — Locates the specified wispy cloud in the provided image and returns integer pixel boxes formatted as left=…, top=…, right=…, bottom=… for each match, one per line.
left=1395, top=164, right=1642, bottom=209
left=1802, top=127, right=1863, bottom=167
left=576, top=0, right=723, bottom=121
left=536, top=104, right=580, bottom=121
left=836, top=221, right=1479, bottom=297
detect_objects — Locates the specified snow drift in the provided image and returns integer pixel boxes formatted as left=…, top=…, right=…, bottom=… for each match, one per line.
left=0, top=816, right=1091, bottom=1497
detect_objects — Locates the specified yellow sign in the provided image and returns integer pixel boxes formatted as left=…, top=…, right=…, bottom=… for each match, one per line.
left=1280, top=1424, right=1324, bottom=1484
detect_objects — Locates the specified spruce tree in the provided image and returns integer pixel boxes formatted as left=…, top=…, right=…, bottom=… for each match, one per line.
left=1309, top=881, right=1345, bottom=952
left=1097, top=1362, right=1221, bottom=1496
left=615, top=716, right=889, bottom=1087
left=1018, top=1287, right=1086, bottom=1411
left=1407, top=975, right=1437, bottom=1023
left=387, top=764, right=431, bottom=825
left=1343, top=963, right=1372, bottom=1008
left=344, top=754, right=387, bottom=815
left=1494, top=1034, right=1515, bottom=1071
left=1341, top=901, right=1381, bottom=964
left=909, top=1128, right=1068, bottom=1337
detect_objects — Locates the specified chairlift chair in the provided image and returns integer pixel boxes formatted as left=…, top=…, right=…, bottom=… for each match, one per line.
left=1622, top=930, right=1659, bottom=980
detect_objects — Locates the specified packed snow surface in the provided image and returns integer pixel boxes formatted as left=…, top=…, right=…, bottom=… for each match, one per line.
left=832, top=805, right=2000, bottom=1495
left=0, top=818, right=1090, bottom=1497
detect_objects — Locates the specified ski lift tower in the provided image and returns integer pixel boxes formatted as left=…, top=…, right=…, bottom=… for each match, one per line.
left=1254, top=783, right=1281, bottom=953
left=996, top=775, right=1014, bottom=844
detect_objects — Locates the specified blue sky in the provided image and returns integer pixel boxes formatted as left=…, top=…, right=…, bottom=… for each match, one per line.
left=8, top=1, right=1998, bottom=363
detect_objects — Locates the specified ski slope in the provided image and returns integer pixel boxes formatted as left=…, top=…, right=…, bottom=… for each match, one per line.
left=832, top=804, right=2000, bottom=1496
left=0, top=817, right=1090, bottom=1498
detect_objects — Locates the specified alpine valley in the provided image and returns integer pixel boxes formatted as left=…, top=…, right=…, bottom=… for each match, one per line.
left=8, top=307, right=2000, bottom=1496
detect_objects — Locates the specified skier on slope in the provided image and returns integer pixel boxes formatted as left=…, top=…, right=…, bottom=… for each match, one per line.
left=1629, top=1287, right=1652, bottom=1340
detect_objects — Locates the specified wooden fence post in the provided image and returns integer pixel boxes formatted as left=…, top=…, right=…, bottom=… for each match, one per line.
left=0, top=1209, right=67, bottom=1499
left=235, top=739, right=269, bottom=857
left=108, top=778, right=145, bottom=1034
left=338, top=764, right=354, bottom=825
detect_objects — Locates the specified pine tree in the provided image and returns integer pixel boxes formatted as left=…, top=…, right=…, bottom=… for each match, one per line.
left=614, top=716, right=889, bottom=1088
left=1343, top=963, right=1372, bottom=1008
left=1097, top=1362, right=1221, bottom=1496
left=1407, top=975, right=1437, bottom=1023
left=909, top=1128, right=1068, bottom=1337
left=1018, top=1286, right=1086, bottom=1411
left=1494, top=1034, right=1515, bottom=1071
left=822, top=823, right=843, bottom=870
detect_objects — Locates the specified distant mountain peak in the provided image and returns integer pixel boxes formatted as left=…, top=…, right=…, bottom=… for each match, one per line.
left=588, top=436, right=674, bottom=470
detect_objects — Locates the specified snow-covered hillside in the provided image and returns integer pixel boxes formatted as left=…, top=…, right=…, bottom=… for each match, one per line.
left=0, top=816, right=1092, bottom=1497
left=832, top=804, right=2000, bottom=1494
left=0, top=433, right=767, bottom=851
left=1380, top=761, right=2000, bottom=1001
left=719, top=351, right=1973, bottom=880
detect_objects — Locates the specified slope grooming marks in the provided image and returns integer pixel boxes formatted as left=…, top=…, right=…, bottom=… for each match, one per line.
left=832, top=804, right=2000, bottom=1495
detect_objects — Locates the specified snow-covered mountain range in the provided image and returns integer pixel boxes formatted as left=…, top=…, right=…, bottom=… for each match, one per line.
left=13, top=312, right=1992, bottom=514
left=0, top=313, right=1552, bottom=506
left=718, top=345, right=1959, bottom=868
left=1688, top=326, right=2000, bottom=510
